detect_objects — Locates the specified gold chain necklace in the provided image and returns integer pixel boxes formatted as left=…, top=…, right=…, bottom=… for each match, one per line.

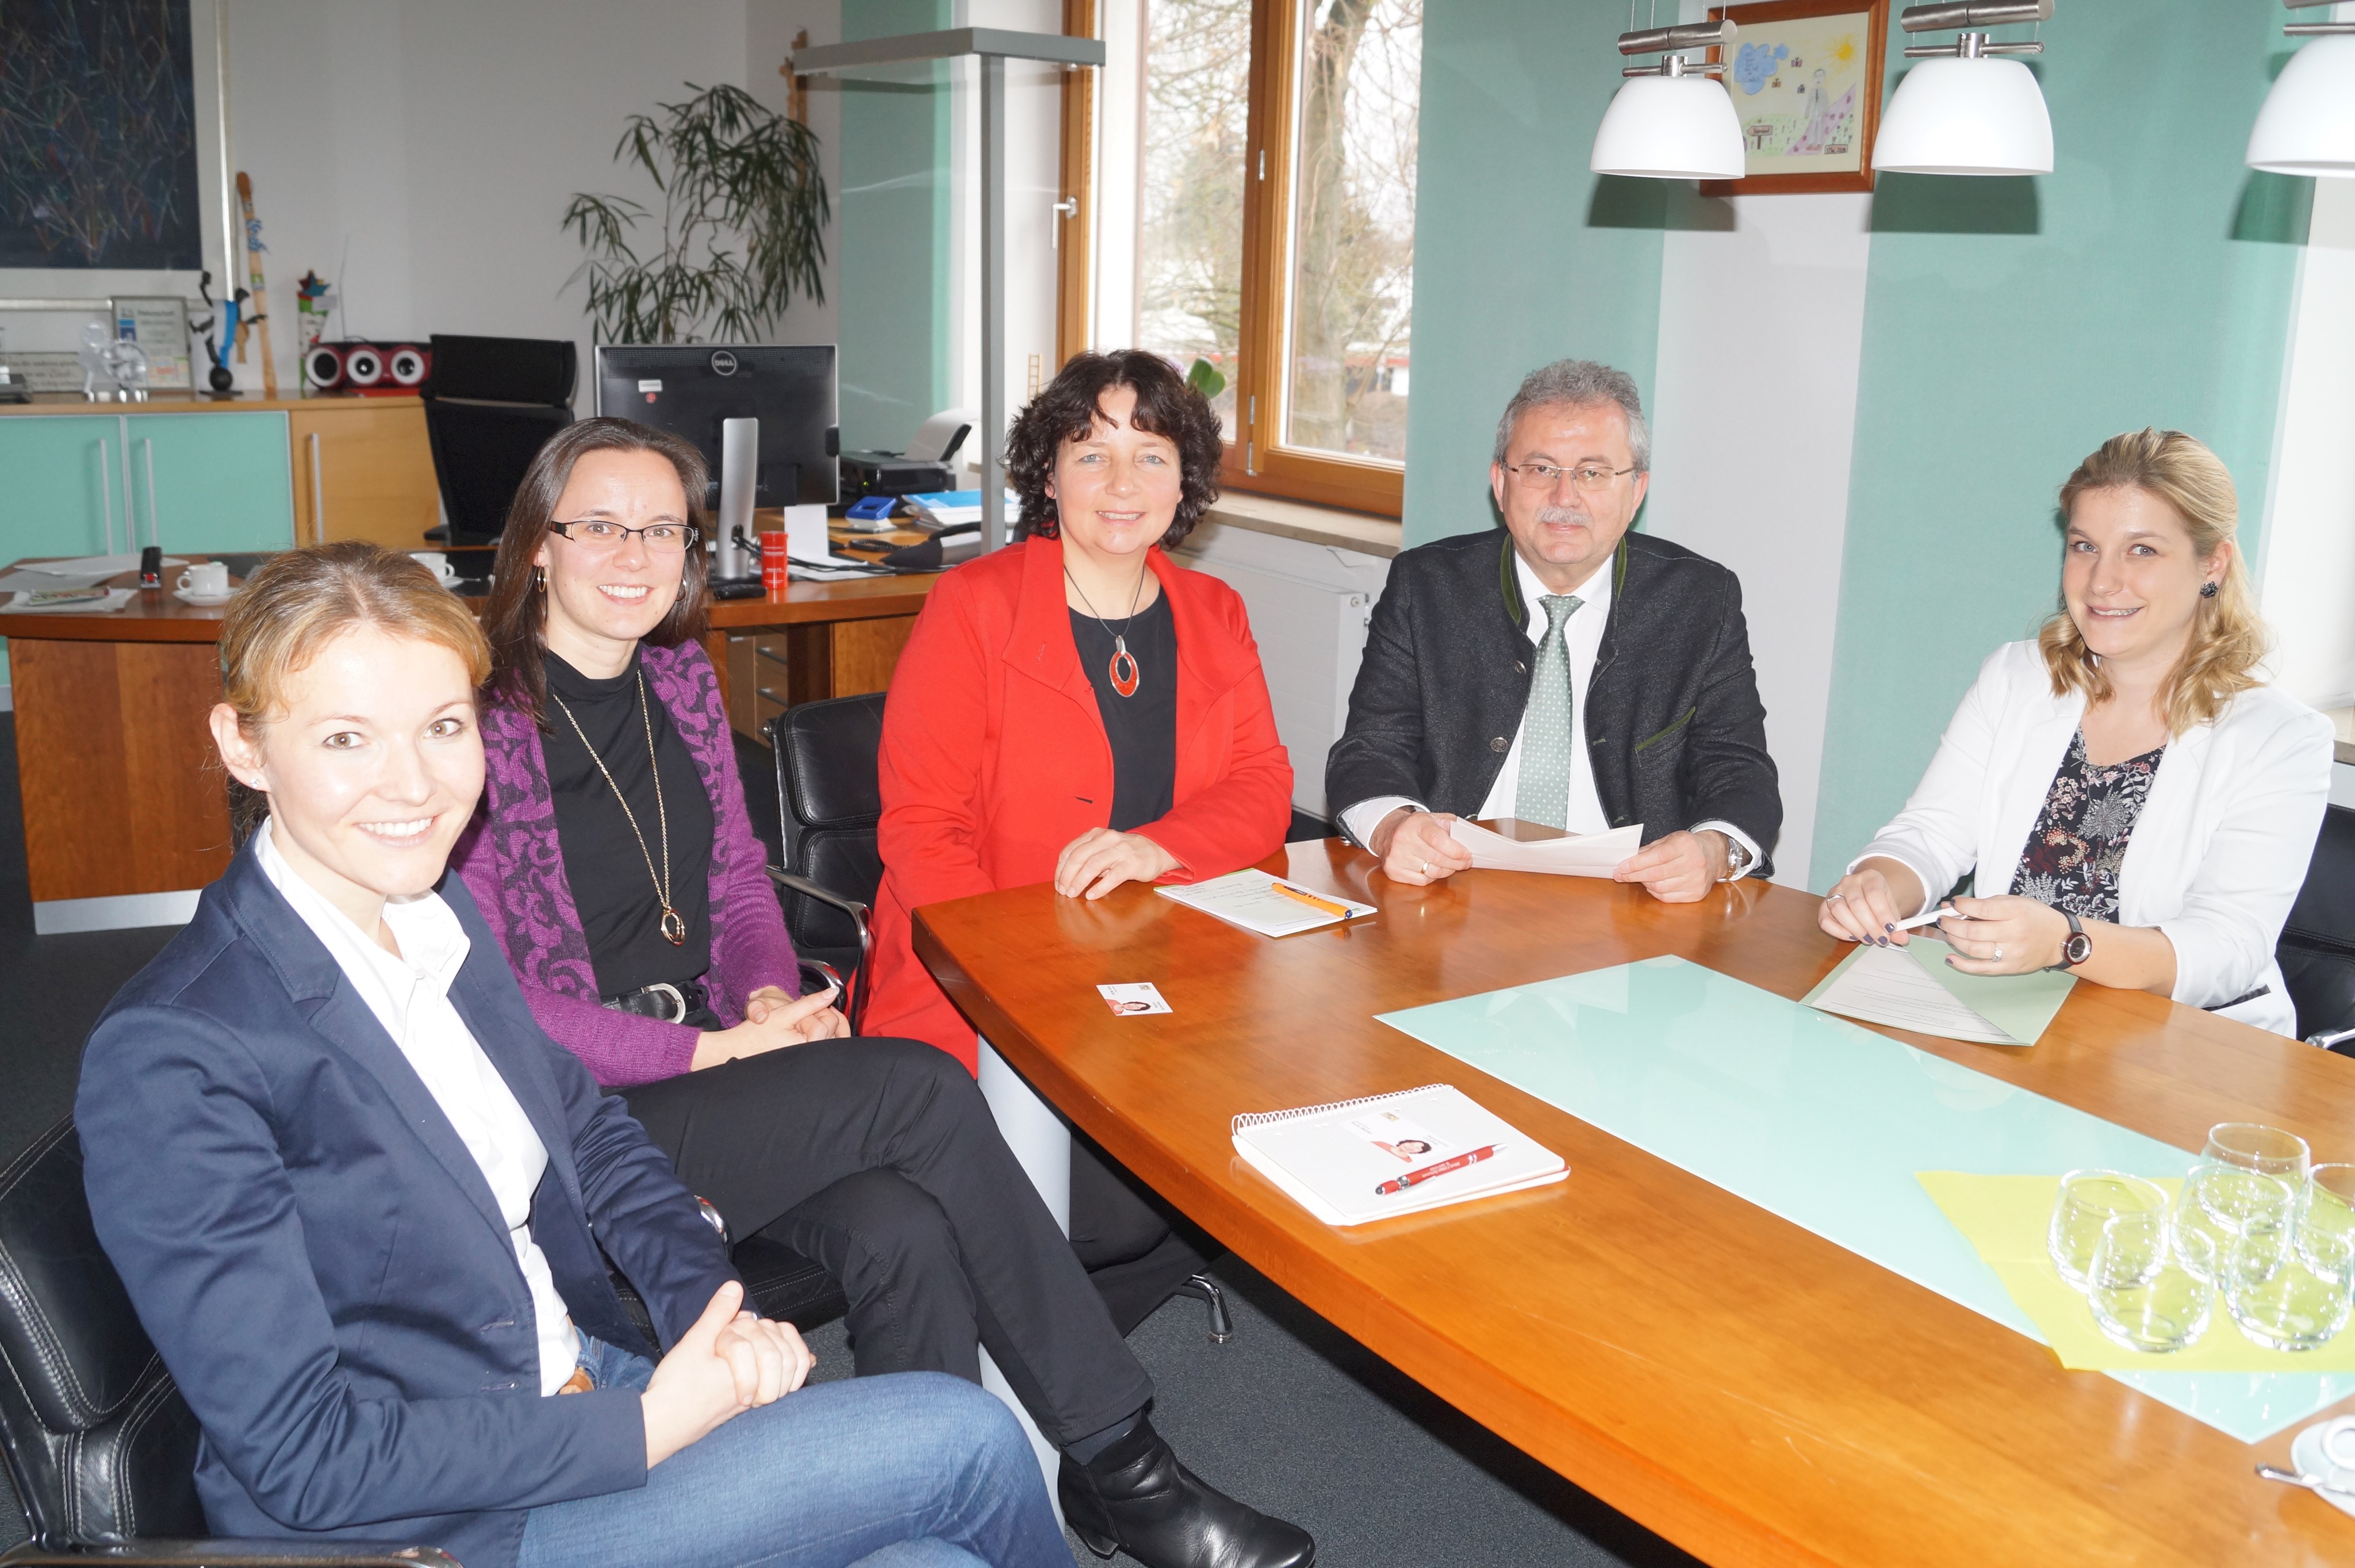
left=551, top=671, right=685, bottom=946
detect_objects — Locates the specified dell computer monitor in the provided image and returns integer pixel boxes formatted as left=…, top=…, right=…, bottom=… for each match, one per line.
left=594, top=344, right=839, bottom=507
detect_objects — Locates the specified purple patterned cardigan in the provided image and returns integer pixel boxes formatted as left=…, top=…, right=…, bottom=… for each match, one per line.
left=450, top=639, right=799, bottom=1087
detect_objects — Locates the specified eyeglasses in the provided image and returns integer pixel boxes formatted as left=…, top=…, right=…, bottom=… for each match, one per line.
left=547, top=519, right=702, bottom=551
left=1502, top=461, right=1636, bottom=493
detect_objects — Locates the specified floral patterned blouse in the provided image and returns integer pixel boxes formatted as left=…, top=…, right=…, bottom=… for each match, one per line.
left=2007, top=729, right=2166, bottom=922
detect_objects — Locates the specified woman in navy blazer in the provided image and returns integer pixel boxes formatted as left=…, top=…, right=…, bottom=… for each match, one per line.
left=75, top=544, right=1061, bottom=1568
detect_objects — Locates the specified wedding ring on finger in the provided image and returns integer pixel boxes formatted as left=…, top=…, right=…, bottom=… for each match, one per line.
left=1994, top=945, right=2004, bottom=961
left=1420, top=861, right=1432, bottom=876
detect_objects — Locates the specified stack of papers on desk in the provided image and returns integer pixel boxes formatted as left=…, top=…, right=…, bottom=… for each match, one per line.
left=903, top=490, right=1021, bottom=530
left=1803, top=940, right=2076, bottom=1046
left=0, top=554, right=183, bottom=593
left=1447, top=819, right=1641, bottom=876
left=1156, top=868, right=1375, bottom=937
left=1233, top=1084, right=1566, bottom=1226
left=5, top=588, right=135, bottom=614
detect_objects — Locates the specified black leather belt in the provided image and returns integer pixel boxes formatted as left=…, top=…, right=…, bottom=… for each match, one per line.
left=601, top=979, right=708, bottom=1024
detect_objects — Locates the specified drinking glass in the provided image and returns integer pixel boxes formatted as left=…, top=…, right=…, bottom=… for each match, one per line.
left=2221, top=1218, right=2353, bottom=1352
left=2086, top=1209, right=2212, bottom=1353
left=2170, top=1160, right=2299, bottom=1286
left=2302, top=1164, right=2355, bottom=1285
left=2202, top=1122, right=2310, bottom=1180
left=2048, top=1170, right=2166, bottom=1291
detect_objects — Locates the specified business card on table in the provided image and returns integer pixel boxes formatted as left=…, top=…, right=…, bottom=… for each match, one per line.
left=1099, top=983, right=1172, bottom=1017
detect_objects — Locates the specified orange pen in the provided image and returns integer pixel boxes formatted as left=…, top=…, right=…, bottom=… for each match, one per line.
left=1268, top=880, right=1352, bottom=919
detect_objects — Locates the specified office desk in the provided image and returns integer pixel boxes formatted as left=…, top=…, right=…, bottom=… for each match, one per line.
left=912, top=842, right=2355, bottom=1567
left=0, top=543, right=940, bottom=931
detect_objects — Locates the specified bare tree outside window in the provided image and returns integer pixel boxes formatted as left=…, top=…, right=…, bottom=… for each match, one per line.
left=1137, top=0, right=1252, bottom=438
left=1284, top=0, right=1418, bottom=462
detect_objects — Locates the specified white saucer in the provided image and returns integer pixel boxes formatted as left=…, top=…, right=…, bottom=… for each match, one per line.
left=2288, top=1422, right=2355, bottom=1521
left=173, top=587, right=237, bottom=607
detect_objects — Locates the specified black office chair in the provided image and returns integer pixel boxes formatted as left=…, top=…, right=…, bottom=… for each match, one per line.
left=0, top=1118, right=459, bottom=1565
left=761, top=695, right=1233, bottom=1343
left=765, top=693, right=887, bottom=1035
left=420, top=335, right=577, bottom=547
left=2278, top=802, right=2355, bottom=1054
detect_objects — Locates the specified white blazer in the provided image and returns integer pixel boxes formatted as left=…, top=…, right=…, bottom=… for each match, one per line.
left=1854, top=641, right=2334, bottom=1038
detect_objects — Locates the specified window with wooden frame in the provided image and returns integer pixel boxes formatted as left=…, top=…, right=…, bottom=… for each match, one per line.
left=1057, top=0, right=1421, bottom=519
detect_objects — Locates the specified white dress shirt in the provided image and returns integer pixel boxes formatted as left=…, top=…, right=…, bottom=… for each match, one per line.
left=258, top=823, right=582, bottom=1394
left=1339, top=548, right=1762, bottom=875
left=1852, top=641, right=2332, bottom=1037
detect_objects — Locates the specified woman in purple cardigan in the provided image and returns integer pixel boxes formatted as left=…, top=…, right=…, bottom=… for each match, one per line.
left=451, top=417, right=1313, bottom=1568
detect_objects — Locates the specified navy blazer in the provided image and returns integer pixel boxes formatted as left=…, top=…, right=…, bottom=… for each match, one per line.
left=75, top=835, right=740, bottom=1568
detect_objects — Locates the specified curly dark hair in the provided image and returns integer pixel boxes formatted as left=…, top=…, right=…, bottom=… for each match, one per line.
left=1006, top=350, right=1224, bottom=549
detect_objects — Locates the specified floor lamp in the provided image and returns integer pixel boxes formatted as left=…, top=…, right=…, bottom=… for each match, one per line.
left=794, top=28, right=1107, bottom=554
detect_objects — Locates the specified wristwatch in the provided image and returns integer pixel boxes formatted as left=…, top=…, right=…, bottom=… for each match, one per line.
left=1718, top=834, right=1754, bottom=882
left=2057, top=909, right=2093, bottom=969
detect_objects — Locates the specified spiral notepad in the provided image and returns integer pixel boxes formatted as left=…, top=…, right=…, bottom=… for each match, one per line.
left=1230, top=1084, right=1566, bottom=1226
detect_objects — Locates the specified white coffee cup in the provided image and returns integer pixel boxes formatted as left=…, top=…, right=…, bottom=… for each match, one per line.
left=409, top=551, right=462, bottom=587
left=2321, top=1415, right=2355, bottom=1478
left=177, top=561, right=230, bottom=597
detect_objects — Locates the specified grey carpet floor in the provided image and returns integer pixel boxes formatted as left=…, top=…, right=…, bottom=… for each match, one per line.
left=0, top=716, right=1696, bottom=1566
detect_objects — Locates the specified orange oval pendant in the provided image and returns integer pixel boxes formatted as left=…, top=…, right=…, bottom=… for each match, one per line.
left=1110, top=643, right=1140, bottom=698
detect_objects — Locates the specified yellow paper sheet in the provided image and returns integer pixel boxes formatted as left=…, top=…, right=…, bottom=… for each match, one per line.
left=1915, top=1171, right=2355, bottom=1372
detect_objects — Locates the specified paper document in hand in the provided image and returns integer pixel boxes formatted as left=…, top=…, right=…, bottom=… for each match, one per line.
left=1802, top=941, right=2075, bottom=1046
left=1232, top=1084, right=1566, bottom=1226
left=1447, top=819, right=1643, bottom=876
left=1156, top=869, right=1375, bottom=938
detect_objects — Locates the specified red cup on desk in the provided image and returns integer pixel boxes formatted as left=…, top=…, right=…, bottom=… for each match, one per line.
left=760, top=530, right=788, bottom=597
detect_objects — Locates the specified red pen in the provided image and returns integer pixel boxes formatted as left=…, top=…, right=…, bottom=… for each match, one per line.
left=1375, top=1144, right=1495, bottom=1195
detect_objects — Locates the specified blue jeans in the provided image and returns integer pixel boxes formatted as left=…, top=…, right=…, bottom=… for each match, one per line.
left=516, top=1337, right=1065, bottom=1568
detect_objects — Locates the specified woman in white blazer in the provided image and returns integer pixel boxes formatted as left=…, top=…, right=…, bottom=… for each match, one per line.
left=1820, top=428, right=2332, bottom=1038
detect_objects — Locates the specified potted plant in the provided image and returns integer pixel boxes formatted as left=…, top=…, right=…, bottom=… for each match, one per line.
left=563, top=82, right=829, bottom=343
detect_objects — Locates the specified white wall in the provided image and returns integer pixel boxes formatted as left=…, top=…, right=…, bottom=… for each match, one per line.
left=2258, top=175, right=2355, bottom=711
left=217, top=0, right=842, bottom=403
left=1643, top=193, right=1874, bottom=888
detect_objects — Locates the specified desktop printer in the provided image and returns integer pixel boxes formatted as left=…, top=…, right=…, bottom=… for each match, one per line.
left=841, top=408, right=973, bottom=504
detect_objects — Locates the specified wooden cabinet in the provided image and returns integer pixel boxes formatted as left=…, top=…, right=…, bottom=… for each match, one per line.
left=131, top=412, right=297, bottom=554
left=721, top=615, right=919, bottom=742
left=290, top=402, right=441, bottom=549
left=0, top=415, right=125, bottom=556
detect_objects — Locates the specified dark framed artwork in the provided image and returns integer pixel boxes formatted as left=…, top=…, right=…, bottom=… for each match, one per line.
left=0, top=0, right=203, bottom=270
left=1700, top=0, right=1889, bottom=195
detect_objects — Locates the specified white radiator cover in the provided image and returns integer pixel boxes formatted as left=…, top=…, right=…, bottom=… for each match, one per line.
left=1170, top=522, right=1393, bottom=822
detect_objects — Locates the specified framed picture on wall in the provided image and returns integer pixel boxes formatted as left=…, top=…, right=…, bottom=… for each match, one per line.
left=1701, top=0, right=1889, bottom=195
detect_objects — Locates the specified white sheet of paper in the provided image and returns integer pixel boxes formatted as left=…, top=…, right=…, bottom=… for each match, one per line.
left=784, top=503, right=850, bottom=566
left=1098, top=983, right=1172, bottom=1016
left=1805, top=942, right=2014, bottom=1045
left=1156, top=869, right=1376, bottom=938
left=1447, top=819, right=1644, bottom=876
left=3, top=588, right=136, bottom=614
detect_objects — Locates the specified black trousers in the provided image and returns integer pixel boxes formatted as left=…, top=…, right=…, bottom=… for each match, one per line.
left=618, top=1037, right=1159, bottom=1446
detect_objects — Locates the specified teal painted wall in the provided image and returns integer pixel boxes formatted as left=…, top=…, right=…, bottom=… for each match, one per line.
left=837, top=0, right=953, bottom=451
left=1401, top=1, right=1674, bottom=547
left=1804, top=0, right=2310, bottom=890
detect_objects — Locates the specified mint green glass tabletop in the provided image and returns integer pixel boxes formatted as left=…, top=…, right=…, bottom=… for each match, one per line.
left=1376, top=954, right=2355, bottom=1443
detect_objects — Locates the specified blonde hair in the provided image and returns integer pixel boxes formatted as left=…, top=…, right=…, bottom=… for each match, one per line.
left=218, top=544, right=489, bottom=839
left=2037, top=428, right=2266, bottom=736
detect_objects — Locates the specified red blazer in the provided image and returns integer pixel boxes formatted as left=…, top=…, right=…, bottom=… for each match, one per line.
left=868, top=533, right=1294, bottom=1068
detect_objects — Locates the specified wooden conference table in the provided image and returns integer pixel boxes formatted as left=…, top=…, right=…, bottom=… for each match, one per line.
left=0, top=530, right=938, bottom=930
left=913, top=841, right=2355, bottom=1567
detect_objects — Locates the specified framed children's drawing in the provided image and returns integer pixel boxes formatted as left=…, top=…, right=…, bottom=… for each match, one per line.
left=1702, top=0, right=1889, bottom=195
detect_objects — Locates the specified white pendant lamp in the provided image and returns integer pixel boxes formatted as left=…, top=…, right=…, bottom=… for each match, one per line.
left=1590, top=19, right=1746, bottom=182
left=2246, top=5, right=2355, bottom=178
left=1873, top=1, right=2057, bottom=177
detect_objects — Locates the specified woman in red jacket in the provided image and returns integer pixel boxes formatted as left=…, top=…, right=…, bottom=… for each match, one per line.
left=870, top=349, right=1293, bottom=1335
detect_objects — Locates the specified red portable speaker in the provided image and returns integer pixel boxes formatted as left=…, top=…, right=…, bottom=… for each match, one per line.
left=341, top=344, right=386, bottom=388
left=387, top=345, right=430, bottom=386
left=305, top=340, right=436, bottom=395
left=304, top=344, right=347, bottom=390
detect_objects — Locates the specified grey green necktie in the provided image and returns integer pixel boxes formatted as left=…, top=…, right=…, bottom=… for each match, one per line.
left=1515, top=594, right=1583, bottom=830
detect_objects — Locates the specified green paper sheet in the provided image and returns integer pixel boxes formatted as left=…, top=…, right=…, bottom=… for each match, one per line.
left=1916, top=1172, right=2355, bottom=1372
left=1804, top=939, right=2077, bottom=1046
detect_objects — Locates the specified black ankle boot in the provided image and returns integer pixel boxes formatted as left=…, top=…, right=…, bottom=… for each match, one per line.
left=1058, top=1414, right=1315, bottom=1568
